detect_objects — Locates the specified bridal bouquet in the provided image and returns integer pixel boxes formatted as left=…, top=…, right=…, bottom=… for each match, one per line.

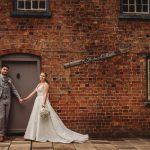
left=40, top=106, right=50, bottom=119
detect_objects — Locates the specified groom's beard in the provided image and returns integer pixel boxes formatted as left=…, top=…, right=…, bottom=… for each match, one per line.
left=1, top=73, right=8, bottom=77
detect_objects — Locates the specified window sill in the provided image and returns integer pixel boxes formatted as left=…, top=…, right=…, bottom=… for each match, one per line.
left=11, top=11, right=52, bottom=18
left=144, top=101, right=150, bottom=107
left=119, top=14, right=150, bottom=20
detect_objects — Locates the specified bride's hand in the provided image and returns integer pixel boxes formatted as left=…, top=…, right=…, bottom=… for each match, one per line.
left=19, top=99, right=24, bottom=104
left=20, top=98, right=27, bottom=103
left=42, top=104, right=46, bottom=108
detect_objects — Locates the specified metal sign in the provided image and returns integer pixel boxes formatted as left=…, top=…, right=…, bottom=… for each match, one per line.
left=64, top=48, right=130, bottom=68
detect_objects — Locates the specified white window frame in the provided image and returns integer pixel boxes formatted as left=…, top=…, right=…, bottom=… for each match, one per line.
left=122, top=0, right=149, bottom=14
left=17, top=0, right=46, bottom=11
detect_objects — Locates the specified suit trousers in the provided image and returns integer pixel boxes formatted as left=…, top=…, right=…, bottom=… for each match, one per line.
left=0, top=101, right=10, bottom=136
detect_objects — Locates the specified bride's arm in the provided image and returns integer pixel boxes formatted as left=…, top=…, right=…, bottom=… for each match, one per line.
left=42, top=83, right=49, bottom=107
left=23, top=84, right=39, bottom=101
left=23, top=89, right=36, bottom=101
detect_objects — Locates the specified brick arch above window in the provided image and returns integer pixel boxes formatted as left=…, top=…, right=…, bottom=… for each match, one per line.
left=12, top=0, right=52, bottom=18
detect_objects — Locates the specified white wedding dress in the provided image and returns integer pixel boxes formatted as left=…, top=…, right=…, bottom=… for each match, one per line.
left=24, top=84, right=89, bottom=143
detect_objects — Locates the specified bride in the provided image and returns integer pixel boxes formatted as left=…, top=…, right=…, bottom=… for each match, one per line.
left=21, top=72, right=88, bottom=143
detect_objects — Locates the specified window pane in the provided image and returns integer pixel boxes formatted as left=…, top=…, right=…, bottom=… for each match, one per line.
left=39, top=1, right=46, bottom=9
left=143, top=0, right=148, bottom=4
left=123, top=5, right=129, bottom=12
left=16, top=0, right=49, bottom=13
left=129, top=0, right=135, bottom=4
left=143, top=5, right=148, bottom=12
left=32, top=1, right=38, bottom=9
left=136, top=4, right=142, bottom=12
left=129, top=5, right=135, bottom=12
left=18, top=1, right=24, bottom=9
left=122, top=0, right=149, bottom=14
left=136, top=0, right=142, bottom=4
left=123, top=0, right=128, bottom=4
left=26, top=0, right=31, bottom=9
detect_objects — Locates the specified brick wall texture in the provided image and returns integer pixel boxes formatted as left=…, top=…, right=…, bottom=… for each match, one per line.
left=0, top=0, right=150, bottom=138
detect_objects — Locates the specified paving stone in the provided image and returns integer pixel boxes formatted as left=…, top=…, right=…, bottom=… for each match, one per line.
left=0, top=147, right=9, bottom=150
left=138, top=138, right=150, bottom=144
left=11, top=141, right=31, bottom=144
left=53, top=143, right=75, bottom=150
left=0, top=141, right=10, bottom=150
left=124, top=139, right=145, bottom=145
left=123, top=139, right=150, bottom=150
left=90, top=140, right=111, bottom=144
left=32, top=141, right=52, bottom=149
left=116, top=147, right=137, bottom=150
left=0, top=141, right=10, bottom=147
left=74, top=141, right=96, bottom=150
left=117, top=147, right=137, bottom=150
left=133, top=145, right=150, bottom=150
left=32, top=148, right=53, bottom=150
left=110, top=140, right=136, bottom=149
left=9, top=143, right=30, bottom=150
left=94, top=143, right=117, bottom=150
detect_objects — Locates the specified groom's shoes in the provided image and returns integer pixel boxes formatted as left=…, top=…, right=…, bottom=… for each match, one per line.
left=0, top=136, right=4, bottom=142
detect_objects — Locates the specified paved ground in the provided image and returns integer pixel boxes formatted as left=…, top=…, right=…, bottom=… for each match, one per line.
left=0, top=137, right=150, bottom=150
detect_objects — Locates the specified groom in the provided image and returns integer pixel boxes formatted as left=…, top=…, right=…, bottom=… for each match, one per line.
left=0, top=65, right=22, bottom=142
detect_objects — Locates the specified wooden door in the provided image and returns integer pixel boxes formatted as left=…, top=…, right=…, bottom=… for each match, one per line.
left=0, top=54, right=40, bottom=133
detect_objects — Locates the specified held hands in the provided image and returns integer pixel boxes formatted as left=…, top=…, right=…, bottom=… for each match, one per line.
left=19, top=98, right=27, bottom=104
left=19, top=98, right=23, bottom=104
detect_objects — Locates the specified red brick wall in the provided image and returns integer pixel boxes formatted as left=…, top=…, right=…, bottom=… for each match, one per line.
left=0, top=0, right=150, bottom=138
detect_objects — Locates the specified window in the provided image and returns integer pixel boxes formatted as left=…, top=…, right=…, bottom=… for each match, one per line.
left=12, top=0, right=51, bottom=17
left=145, top=58, right=150, bottom=107
left=120, top=0, right=150, bottom=20
left=17, top=0, right=46, bottom=11
left=122, top=0, right=149, bottom=14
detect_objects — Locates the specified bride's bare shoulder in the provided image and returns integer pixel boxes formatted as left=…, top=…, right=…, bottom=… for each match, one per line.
left=44, top=82, right=49, bottom=88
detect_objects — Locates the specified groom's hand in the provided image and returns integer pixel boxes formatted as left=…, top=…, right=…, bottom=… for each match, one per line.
left=19, top=99, right=24, bottom=104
